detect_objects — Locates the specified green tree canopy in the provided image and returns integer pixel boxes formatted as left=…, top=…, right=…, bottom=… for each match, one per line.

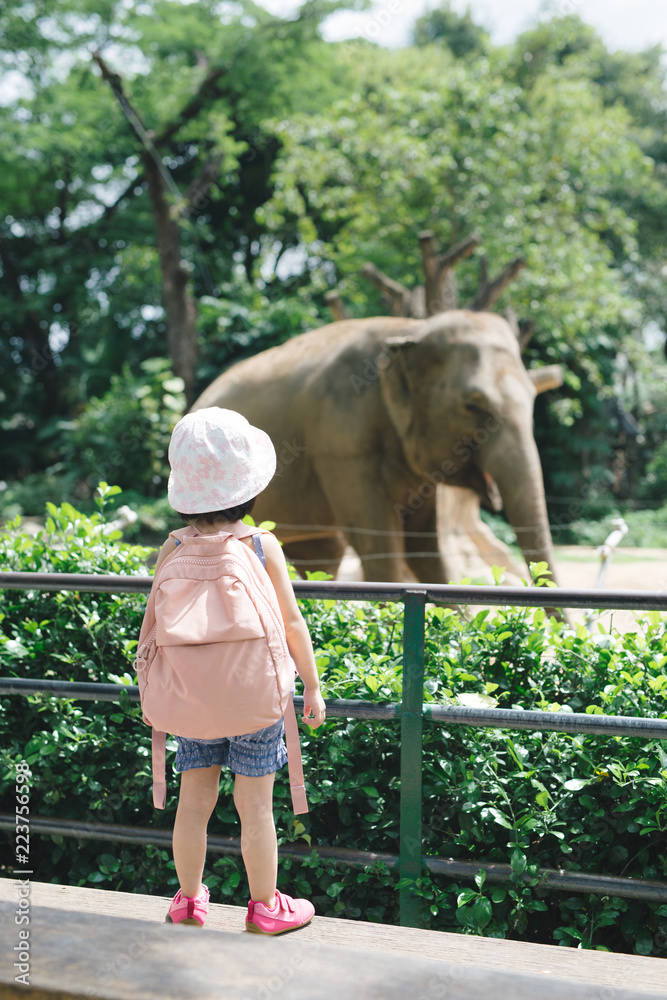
left=0, top=0, right=360, bottom=479
left=0, top=5, right=665, bottom=519
left=413, top=1, right=489, bottom=58
left=254, top=18, right=667, bottom=506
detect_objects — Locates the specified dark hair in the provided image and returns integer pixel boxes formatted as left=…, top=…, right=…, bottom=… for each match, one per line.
left=178, top=497, right=257, bottom=525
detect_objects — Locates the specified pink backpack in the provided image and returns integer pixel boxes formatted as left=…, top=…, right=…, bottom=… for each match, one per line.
left=134, top=523, right=307, bottom=814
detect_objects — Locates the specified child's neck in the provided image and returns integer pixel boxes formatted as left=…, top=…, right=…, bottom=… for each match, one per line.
left=193, top=517, right=238, bottom=535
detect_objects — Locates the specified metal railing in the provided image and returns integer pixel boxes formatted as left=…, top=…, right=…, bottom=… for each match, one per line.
left=1, top=570, right=666, bottom=927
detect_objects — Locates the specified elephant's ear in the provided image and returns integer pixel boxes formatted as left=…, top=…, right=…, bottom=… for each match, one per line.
left=378, top=337, right=420, bottom=441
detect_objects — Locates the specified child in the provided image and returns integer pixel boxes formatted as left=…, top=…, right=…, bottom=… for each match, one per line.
left=155, top=407, right=326, bottom=934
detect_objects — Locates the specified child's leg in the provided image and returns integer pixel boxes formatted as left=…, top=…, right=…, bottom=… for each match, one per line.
left=173, top=764, right=222, bottom=898
left=233, top=772, right=277, bottom=906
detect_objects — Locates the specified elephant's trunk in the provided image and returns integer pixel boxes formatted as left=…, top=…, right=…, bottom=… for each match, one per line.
left=480, top=431, right=558, bottom=586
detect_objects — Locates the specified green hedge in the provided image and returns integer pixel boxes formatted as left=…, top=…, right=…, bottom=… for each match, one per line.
left=1, top=487, right=666, bottom=954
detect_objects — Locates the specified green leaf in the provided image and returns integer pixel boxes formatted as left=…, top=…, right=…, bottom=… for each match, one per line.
left=510, top=848, right=527, bottom=874
left=99, top=854, right=120, bottom=872
left=470, top=896, right=493, bottom=930
left=635, top=933, right=654, bottom=956
left=489, top=807, right=513, bottom=829
left=162, top=377, right=185, bottom=393
left=457, top=888, right=478, bottom=906
left=563, top=778, right=590, bottom=791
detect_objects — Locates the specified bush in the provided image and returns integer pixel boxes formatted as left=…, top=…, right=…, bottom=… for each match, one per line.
left=0, top=362, right=185, bottom=521
left=44, top=360, right=184, bottom=505
left=196, top=283, right=326, bottom=393
left=0, top=470, right=83, bottom=522
left=644, top=440, right=667, bottom=503
left=558, top=506, right=667, bottom=548
left=1, top=490, right=666, bottom=954
left=485, top=502, right=667, bottom=552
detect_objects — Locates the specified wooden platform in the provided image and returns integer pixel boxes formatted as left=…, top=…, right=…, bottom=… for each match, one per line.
left=0, top=879, right=664, bottom=999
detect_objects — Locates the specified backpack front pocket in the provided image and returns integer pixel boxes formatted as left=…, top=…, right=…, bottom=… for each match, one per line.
left=155, top=576, right=265, bottom=645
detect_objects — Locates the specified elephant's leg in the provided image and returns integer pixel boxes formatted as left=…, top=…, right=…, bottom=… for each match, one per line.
left=314, top=461, right=408, bottom=581
left=349, top=526, right=409, bottom=582
left=282, top=534, right=347, bottom=579
left=403, top=497, right=449, bottom=585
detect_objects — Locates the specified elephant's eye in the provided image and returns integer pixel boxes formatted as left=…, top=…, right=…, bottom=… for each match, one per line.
left=464, top=402, right=486, bottom=416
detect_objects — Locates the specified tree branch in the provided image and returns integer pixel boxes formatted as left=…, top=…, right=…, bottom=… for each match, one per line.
left=478, top=253, right=488, bottom=291
left=503, top=306, right=520, bottom=338
left=436, top=232, right=481, bottom=277
left=154, top=67, right=227, bottom=148
left=518, top=318, right=536, bottom=352
left=527, top=365, right=563, bottom=394
left=90, top=68, right=228, bottom=230
left=93, top=51, right=199, bottom=405
left=360, top=262, right=412, bottom=317
left=180, top=153, right=223, bottom=218
left=97, top=177, right=143, bottom=225
left=468, top=257, right=525, bottom=311
left=324, top=290, right=350, bottom=322
left=92, top=51, right=180, bottom=200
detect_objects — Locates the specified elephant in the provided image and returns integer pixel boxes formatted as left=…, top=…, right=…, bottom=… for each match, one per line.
left=192, top=309, right=558, bottom=585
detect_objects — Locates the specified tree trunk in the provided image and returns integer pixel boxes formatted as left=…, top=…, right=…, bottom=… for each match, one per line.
left=93, top=50, right=200, bottom=406
left=144, top=156, right=198, bottom=407
left=418, top=230, right=480, bottom=316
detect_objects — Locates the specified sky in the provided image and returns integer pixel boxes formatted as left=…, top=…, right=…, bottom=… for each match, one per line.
left=2, top=0, right=663, bottom=106
left=258, top=0, right=667, bottom=54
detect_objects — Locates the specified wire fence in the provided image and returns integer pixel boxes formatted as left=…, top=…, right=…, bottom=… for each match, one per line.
left=1, top=570, right=666, bottom=925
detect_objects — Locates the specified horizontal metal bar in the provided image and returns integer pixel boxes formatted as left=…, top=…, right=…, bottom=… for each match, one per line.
left=423, top=856, right=667, bottom=903
left=0, top=679, right=399, bottom=719
left=3, top=679, right=667, bottom=736
left=1, top=814, right=665, bottom=902
left=0, top=571, right=153, bottom=595
left=0, top=677, right=142, bottom=702
left=1, top=571, right=666, bottom=610
left=426, top=704, right=667, bottom=740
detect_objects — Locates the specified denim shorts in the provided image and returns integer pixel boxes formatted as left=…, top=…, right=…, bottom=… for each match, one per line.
left=174, top=718, right=287, bottom=777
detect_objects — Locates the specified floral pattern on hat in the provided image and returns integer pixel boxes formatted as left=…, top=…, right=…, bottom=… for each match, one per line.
left=167, top=408, right=277, bottom=514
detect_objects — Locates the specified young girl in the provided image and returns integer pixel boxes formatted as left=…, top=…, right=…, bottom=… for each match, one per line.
left=155, top=407, right=326, bottom=934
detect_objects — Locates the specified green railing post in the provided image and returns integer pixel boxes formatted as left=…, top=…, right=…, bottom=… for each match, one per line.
left=399, top=589, right=426, bottom=927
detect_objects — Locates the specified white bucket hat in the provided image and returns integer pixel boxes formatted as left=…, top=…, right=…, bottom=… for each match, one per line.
left=167, top=407, right=276, bottom=514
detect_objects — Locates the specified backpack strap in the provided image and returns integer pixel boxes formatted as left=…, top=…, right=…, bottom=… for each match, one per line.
left=251, top=534, right=307, bottom=813
left=252, top=533, right=266, bottom=568
left=152, top=729, right=168, bottom=810
left=283, top=695, right=308, bottom=815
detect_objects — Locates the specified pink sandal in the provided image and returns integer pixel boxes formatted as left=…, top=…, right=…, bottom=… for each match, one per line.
left=246, top=890, right=314, bottom=935
left=165, top=885, right=210, bottom=927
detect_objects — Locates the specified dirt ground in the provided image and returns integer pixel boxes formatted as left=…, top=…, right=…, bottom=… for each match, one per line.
left=338, top=545, right=667, bottom=633
left=549, top=545, right=667, bottom=632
